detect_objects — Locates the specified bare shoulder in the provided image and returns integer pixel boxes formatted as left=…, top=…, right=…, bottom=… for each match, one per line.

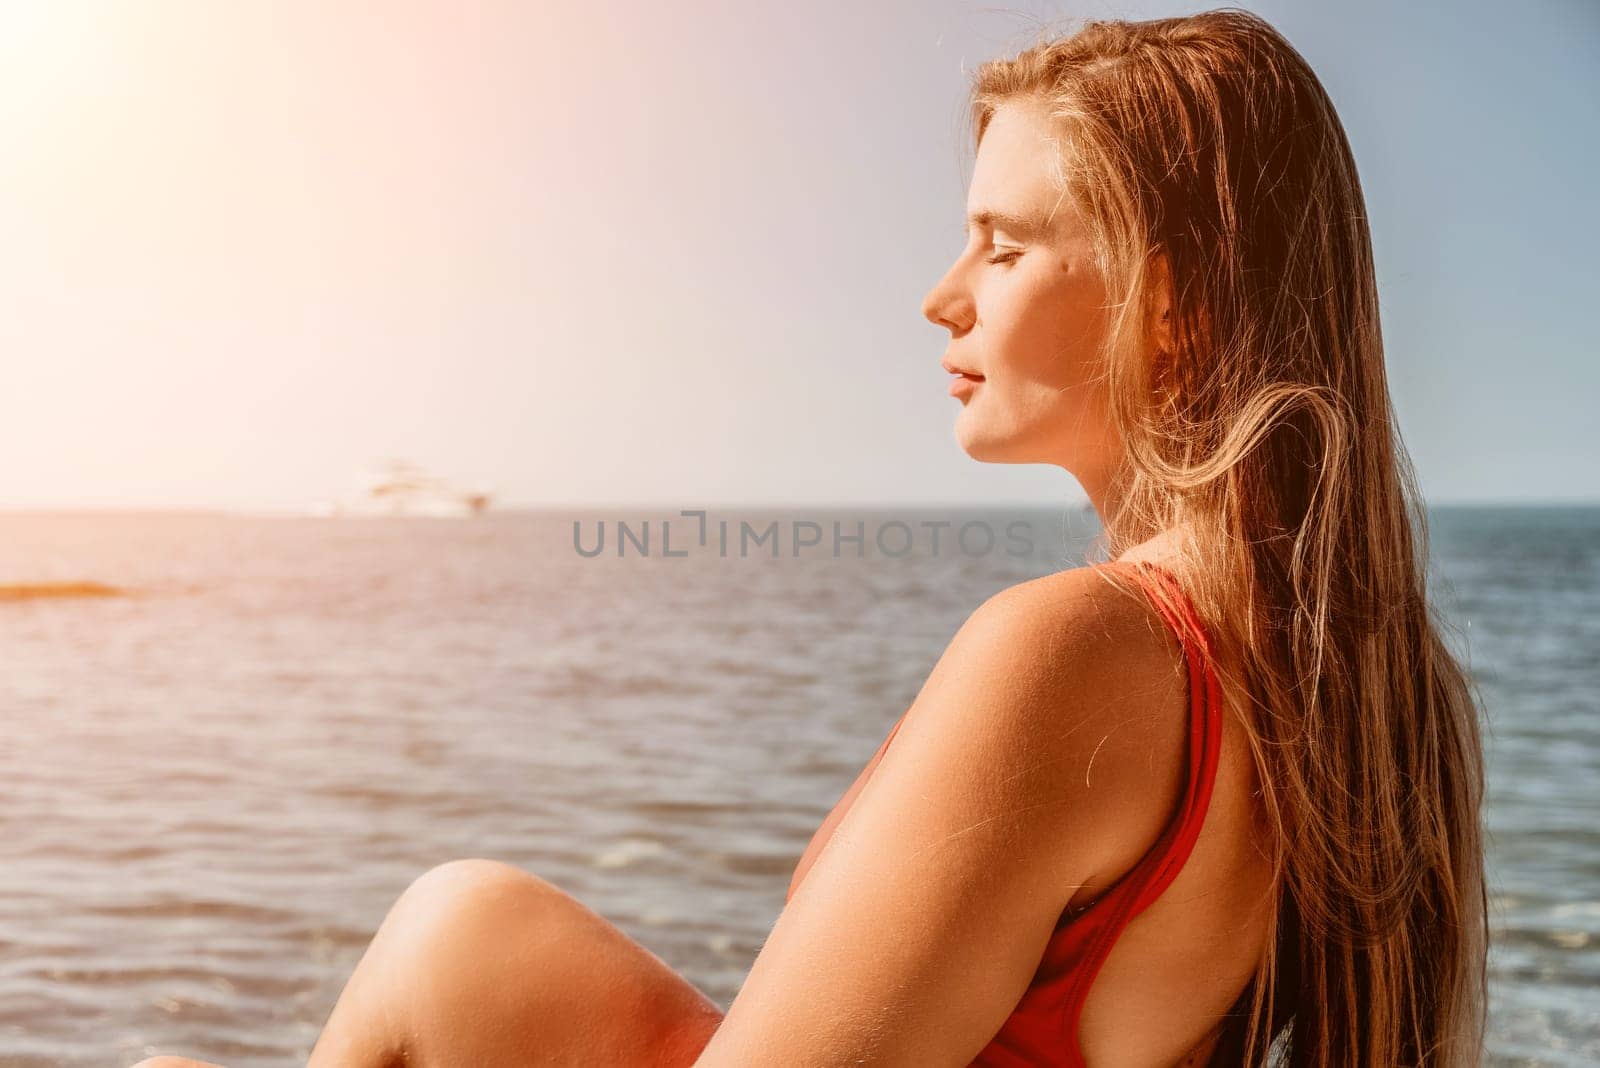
left=966, top=563, right=1183, bottom=671
left=692, top=565, right=1201, bottom=1066
left=905, top=563, right=1195, bottom=893
left=943, top=565, right=1190, bottom=741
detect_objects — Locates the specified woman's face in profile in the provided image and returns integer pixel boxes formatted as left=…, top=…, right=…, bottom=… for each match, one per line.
left=921, top=96, right=1121, bottom=496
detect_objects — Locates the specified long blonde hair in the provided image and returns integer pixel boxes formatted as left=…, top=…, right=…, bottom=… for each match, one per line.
left=967, top=9, right=1488, bottom=1065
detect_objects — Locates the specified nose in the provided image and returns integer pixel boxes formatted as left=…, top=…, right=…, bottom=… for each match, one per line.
left=922, top=262, right=975, bottom=335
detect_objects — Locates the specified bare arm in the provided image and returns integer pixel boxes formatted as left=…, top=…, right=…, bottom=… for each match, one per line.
left=692, top=566, right=1189, bottom=1067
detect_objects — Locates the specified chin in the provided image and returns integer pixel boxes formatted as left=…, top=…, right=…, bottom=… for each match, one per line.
left=954, top=421, right=1032, bottom=464
left=955, top=414, right=1083, bottom=470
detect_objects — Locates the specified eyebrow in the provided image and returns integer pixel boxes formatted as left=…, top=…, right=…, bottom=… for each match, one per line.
left=965, top=209, right=1056, bottom=240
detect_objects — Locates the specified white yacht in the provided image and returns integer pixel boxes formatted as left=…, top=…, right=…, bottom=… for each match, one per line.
left=312, top=461, right=493, bottom=518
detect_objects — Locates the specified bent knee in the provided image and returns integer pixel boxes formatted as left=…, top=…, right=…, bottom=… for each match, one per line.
left=401, top=857, right=560, bottom=922
left=380, top=857, right=561, bottom=964
left=404, top=857, right=548, bottom=903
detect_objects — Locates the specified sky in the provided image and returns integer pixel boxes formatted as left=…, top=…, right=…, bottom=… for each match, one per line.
left=1, top=0, right=1595, bottom=511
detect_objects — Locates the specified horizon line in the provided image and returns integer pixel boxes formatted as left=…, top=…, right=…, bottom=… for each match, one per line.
left=1, top=497, right=1598, bottom=516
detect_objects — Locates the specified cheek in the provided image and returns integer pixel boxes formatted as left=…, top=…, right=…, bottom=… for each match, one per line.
left=989, top=282, right=1105, bottom=391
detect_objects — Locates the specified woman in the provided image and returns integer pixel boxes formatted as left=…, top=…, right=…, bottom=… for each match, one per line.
left=134, top=8, right=1488, bottom=1067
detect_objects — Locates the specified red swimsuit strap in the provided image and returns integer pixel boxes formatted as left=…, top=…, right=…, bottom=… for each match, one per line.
left=1055, top=558, right=1227, bottom=1025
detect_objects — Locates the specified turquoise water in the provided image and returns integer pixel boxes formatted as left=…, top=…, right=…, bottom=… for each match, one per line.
left=0, top=506, right=1593, bottom=1066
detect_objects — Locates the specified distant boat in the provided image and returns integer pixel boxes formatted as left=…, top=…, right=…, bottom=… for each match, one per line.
left=312, top=461, right=493, bottom=518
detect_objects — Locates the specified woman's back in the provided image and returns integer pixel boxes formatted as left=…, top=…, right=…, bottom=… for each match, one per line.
left=786, top=560, right=1276, bottom=1066
left=1060, top=561, right=1277, bottom=1066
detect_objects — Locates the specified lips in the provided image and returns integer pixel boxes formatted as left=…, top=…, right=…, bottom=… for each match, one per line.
left=940, top=358, right=984, bottom=380
left=948, top=373, right=982, bottom=398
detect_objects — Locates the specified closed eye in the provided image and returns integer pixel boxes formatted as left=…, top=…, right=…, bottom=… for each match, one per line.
left=986, top=249, right=1022, bottom=265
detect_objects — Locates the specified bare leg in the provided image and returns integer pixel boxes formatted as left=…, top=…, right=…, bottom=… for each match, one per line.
left=314, top=858, right=723, bottom=1068
left=129, top=859, right=724, bottom=1068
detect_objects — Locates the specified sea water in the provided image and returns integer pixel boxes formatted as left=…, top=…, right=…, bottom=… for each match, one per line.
left=0, top=506, right=1593, bottom=1066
